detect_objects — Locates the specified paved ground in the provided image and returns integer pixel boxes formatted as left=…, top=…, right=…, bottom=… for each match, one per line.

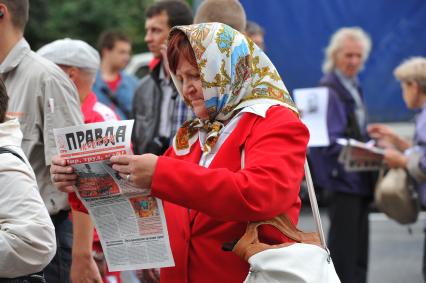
left=299, top=207, right=425, bottom=283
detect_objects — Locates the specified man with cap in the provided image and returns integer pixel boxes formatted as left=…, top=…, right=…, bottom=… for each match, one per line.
left=38, top=38, right=121, bottom=283
left=38, top=38, right=119, bottom=124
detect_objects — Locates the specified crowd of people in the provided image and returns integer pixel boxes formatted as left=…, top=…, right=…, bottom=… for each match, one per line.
left=0, top=0, right=425, bottom=283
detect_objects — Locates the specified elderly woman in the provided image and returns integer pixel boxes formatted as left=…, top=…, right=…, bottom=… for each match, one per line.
left=368, top=57, right=426, bottom=279
left=51, top=23, right=309, bottom=283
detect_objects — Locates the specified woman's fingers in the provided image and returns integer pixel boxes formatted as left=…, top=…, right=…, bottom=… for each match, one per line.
left=112, top=163, right=131, bottom=174
left=118, top=172, right=130, bottom=180
left=51, top=164, right=74, bottom=174
left=54, top=183, right=76, bottom=193
left=110, top=154, right=133, bottom=165
left=53, top=173, right=78, bottom=182
left=52, top=155, right=67, bottom=166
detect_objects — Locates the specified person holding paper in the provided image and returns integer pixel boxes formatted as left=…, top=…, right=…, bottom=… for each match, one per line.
left=51, top=23, right=309, bottom=283
left=368, top=57, right=426, bottom=280
left=308, top=27, right=375, bottom=283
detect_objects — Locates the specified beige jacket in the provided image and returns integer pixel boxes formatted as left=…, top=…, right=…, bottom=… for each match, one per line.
left=0, top=118, right=56, bottom=278
left=0, top=38, right=83, bottom=214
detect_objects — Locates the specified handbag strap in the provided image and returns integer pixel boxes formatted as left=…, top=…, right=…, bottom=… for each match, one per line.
left=236, top=150, right=330, bottom=258
left=233, top=213, right=321, bottom=261
left=304, top=159, right=328, bottom=251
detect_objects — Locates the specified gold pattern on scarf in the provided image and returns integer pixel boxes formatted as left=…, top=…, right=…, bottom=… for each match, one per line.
left=201, top=60, right=231, bottom=94
left=215, top=25, right=236, bottom=57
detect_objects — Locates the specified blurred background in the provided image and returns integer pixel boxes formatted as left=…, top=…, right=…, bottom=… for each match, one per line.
left=21, top=1, right=426, bottom=282
left=26, top=0, right=426, bottom=123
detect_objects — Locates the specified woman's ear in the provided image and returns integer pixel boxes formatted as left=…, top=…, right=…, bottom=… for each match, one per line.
left=67, top=67, right=79, bottom=81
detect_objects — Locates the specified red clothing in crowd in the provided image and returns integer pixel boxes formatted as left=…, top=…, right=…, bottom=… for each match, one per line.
left=151, top=106, right=309, bottom=283
left=68, top=91, right=121, bottom=283
left=105, top=74, right=121, bottom=94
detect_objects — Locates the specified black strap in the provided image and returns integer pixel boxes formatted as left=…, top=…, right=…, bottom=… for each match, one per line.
left=100, top=86, right=131, bottom=118
left=0, top=271, right=45, bottom=283
left=0, top=147, right=26, bottom=164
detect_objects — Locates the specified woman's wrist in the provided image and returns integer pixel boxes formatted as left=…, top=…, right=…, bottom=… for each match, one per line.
left=394, top=136, right=410, bottom=151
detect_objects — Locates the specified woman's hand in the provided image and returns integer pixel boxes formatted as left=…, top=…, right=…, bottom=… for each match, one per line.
left=368, top=123, right=410, bottom=151
left=50, top=155, right=77, bottom=193
left=136, top=268, right=160, bottom=283
left=384, top=148, right=408, bottom=169
left=70, top=253, right=103, bottom=283
left=110, top=154, right=159, bottom=189
left=368, top=124, right=399, bottom=149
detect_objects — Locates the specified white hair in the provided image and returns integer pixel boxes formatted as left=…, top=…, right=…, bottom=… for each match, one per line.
left=322, top=27, right=372, bottom=74
left=394, top=57, right=426, bottom=93
left=79, top=68, right=97, bottom=84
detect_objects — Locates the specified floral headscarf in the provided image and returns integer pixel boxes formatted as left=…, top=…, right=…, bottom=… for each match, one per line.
left=170, top=22, right=298, bottom=156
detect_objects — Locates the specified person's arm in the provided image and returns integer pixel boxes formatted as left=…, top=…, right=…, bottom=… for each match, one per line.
left=111, top=107, right=308, bottom=221
left=368, top=123, right=411, bottom=151
left=0, top=154, right=56, bottom=277
left=152, top=107, right=309, bottom=222
left=70, top=210, right=103, bottom=283
left=406, top=150, right=426, bottom=182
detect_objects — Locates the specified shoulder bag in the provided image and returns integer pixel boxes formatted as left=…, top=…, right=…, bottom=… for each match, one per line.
left=375, top=168, right=419, bottom=224
left=232, top=157, right=341, bottom=283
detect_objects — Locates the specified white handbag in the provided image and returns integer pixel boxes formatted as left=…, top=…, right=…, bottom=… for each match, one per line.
left=233, top=160, right=341, bottom=283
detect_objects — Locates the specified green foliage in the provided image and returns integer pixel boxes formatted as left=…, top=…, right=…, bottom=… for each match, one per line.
left=25, top=0, right=159, bottom=53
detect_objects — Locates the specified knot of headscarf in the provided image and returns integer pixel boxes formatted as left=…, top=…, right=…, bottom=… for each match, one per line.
left=175, top=118, right=224, bottom=154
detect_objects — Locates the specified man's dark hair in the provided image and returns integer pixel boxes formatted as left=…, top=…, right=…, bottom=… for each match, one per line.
left=0, top=0, right=29, bottom=30
left=97, top=30, right=131, bottom=53
left=145, top=0, right=193, bottom=28
left=0, top=79, right=9, bottom=123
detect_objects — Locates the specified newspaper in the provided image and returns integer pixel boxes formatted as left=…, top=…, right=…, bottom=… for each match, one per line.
left=337, top=138, right=384, bottom=171
left=53, top=120, right=174, bottom=271
left=293, top=87, right=330, bottom=147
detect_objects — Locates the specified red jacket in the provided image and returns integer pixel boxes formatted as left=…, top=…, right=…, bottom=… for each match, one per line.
left=151, top=106, right=309, bottom=283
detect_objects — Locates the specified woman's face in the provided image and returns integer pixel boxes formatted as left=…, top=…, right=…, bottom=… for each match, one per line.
left=175, top=57, right=208, bottom=120
left=401, top=80, right=421, bottom=109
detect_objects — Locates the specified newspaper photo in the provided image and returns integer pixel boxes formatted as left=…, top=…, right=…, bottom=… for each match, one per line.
left=53, top=120, right=174, bottom=271
left=293, top=87, right=330, bottom=147
left=337, top=138, right=385, bottom=171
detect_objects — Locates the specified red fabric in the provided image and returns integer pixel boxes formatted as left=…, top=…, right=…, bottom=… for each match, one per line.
left=151, top=106, right=309, bottom=283
left=149, top=57, right=161, bottom=71
left=81, top=92, right=106, bottom=124
left=106, top=74, right=121, bottom=93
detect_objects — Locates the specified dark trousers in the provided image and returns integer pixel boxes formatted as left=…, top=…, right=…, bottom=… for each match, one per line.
left=327, top=191, right=370, bottom=283
left=43, top=210, right=73, bottom=283
left=0, top=272, right=45, bottom=283
left=422, top=229, right=426, bottom=282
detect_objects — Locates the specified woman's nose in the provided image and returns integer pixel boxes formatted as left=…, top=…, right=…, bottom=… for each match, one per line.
left=184, top=82, right=195, bottom=97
